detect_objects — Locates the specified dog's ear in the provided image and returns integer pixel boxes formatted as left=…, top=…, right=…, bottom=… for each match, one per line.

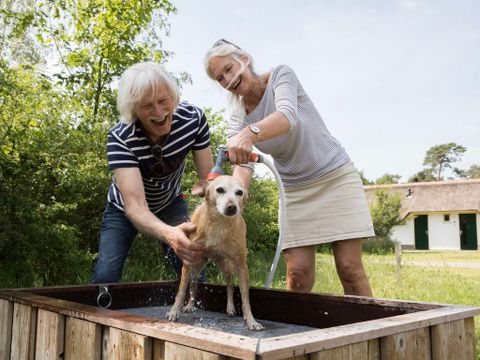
left=191, top=180, right=208, bottom=197
left=204, top=182, right=214, bottom=205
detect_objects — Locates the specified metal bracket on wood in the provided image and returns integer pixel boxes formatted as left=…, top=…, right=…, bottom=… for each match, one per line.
left=96, top=285, right=112, bottom=309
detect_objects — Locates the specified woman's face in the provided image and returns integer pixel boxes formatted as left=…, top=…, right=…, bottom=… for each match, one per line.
left=208, top=55, right=251, bottom=95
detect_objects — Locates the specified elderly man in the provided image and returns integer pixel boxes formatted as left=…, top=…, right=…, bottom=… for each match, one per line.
left=90, top=62, right=213, bottom=283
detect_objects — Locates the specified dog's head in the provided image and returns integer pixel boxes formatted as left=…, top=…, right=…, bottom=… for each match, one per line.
left=205, top=175, right=248, bottom=217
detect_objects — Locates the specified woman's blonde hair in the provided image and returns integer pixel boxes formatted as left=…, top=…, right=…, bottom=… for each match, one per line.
left=117, top=62, right=180, bottom=124
left=204, top=41, right=254, bottom=113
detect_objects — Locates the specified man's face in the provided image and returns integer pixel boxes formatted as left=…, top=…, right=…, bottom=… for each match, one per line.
left=135, top=82, right=174, bottom=143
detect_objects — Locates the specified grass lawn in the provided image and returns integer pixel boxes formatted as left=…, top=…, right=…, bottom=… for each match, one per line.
left=246, top=250, right=480, bottom=358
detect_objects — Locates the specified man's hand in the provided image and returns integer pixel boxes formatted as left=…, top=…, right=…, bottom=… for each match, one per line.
left=164, top=222, right=206, bottom=265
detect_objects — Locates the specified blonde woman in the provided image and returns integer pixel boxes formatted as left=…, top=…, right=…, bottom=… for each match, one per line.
left=204, top=40, right=374, bottom=296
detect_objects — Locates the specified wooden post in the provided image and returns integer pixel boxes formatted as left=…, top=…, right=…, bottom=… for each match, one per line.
left=102, top=327, right=152, bottom=360
left=153, top=339, right=165, bottom=360
left=164, top=341, right=227, bottom=360
left=65, top=317, right=101, bottom=360
left=463, top=317, right=476, bottom=360
left=394, top=240, right=402, bottom=282
left=10, top=303, right=37, bottom=360
left=310, top=339, right=379, bottom=360
left=0, top=299, right=13, bottom=360
left=35, top=309, right=65, bottom=360
left=380, top=328, right=431, bottom=359
left=431, top=319, right=468, bottom=360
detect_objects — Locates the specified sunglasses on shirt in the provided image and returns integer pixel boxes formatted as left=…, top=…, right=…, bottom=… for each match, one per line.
left=150, top=145, right=174, bottom=175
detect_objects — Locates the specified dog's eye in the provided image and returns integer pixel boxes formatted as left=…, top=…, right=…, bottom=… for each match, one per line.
left=216, top=187, right=225, bottom=194
left=235, top=190, right=244, bottom=196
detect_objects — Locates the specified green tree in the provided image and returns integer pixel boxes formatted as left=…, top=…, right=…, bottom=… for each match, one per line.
left=358, top=170, right=374, bottom=185
left=365, top=189, right=403, bottom=253
left=35, top=0, right=178, bottom=124
left=465, top=165, right=480, bottom=179
left=408, top=168, right=436, bottom=183
left=376, top=173, right=401, bottom=185
left=0, top=0, right=183, bottom=287
left=423, top=143, right=467, bottom=181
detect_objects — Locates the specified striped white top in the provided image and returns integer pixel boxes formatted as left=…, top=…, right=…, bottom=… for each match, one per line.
left=228, top=65, right=350, bottom=188
left=107, top=102, right=210, bottom=213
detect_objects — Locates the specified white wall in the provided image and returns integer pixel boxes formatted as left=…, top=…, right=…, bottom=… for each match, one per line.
left=390, top=212, right=479, bottom=250
left=428, top=213, right=460, bottom=250
left=391, top=220, right=414, bottom=247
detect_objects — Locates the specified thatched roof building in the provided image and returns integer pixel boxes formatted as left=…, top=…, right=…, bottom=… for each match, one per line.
left=364, top=179, right=480, bottom=220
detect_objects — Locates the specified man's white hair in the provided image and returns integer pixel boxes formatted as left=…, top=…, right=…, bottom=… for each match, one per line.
left=117, top=62, right=180, bottom=124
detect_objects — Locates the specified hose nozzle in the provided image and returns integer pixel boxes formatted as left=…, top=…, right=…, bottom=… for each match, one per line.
left=206, top=145, right=263, bottom=181
left=206, top=145, right=229, bottom=181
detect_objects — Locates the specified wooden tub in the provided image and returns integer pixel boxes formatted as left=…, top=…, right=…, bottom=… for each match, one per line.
left=0, top=281, right=478, bottom=359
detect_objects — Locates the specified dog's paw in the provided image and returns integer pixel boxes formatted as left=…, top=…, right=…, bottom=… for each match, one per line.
left=166, top=309, right=179, bottom=322
left=226, top=302, right=236, bottom=317
left=246, top=318, right=264, bottom=331
left=182, top=303, right=196, bottom=313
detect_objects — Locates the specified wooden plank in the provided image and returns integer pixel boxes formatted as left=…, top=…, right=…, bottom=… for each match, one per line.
left=380, top=327, right=430, bottom=360
left=311, top=339, right=378, bottom=360
left=64, top=317, right=101, bottom=360
left=1, top=288, right=479, bottom=360
left=257, top=306, right=479, bottom=359
left=463, top=317, right=475, bottom=360
left=0, top=290, right=258, bottom=360
left=153, top=339, right=165, bottom=360
left=35, top=309, right=65, bottom=360
left=164, top=341, right=227, bottom=360
left=0, top=299, right=13, bottom=360
left=102, top=327, right=152, bottom=360
left=10, top=303, right=37, bottom=360
left=431, top=319, right=467, bottom=360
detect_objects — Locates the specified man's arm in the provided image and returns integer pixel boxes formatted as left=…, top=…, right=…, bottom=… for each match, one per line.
left=190, top=146, right=214, bottom=196
left=113, top=167, right=205, bottom=265
left=192, top=146, right=214, bottom=180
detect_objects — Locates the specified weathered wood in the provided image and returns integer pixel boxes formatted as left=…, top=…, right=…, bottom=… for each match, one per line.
left=164, top=341, right=226, bottom=359
left=153, top=339, right=165, bottom=360
left=35, top=309, right=65, bottom=360
left=380, top=327, right=430, bottom=360
left=102, top=327, right=152, bottom=360
left=257, top=306, right=478, bottom=360
left=10, top=303, right=37, bottom=360
left=431, top=319, right=468, bottom=360
left=464, top=317, right=476, bottom=360
left=311, top=339, right=379, bottom=360
left=1, top=284, right=479, bottom=360
left=64, top=317, right=101, bottom=360
left=0, top=299, right=13, bottom=360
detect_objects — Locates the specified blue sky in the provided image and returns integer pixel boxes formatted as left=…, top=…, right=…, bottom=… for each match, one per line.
left=163, top=0, right=479, bottom=182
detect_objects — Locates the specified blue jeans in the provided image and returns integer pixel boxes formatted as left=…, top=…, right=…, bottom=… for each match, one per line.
left=90, top=195, right=189, bottom=283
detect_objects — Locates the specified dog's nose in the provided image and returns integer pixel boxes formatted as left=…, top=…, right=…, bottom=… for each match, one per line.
left=225, top=204, right=238, bottom=216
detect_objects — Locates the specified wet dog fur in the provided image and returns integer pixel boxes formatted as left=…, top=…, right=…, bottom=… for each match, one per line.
left=166, top=175, right=263, bottom=330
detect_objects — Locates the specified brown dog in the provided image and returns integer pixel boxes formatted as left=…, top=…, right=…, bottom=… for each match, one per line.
left=166, top=175, right=263, bottom=330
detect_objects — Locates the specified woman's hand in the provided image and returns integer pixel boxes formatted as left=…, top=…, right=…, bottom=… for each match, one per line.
left=227, top=127, right=257, bottom=164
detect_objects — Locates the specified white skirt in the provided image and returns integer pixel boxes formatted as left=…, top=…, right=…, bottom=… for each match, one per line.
left=282, top=162, right=375, bottom=250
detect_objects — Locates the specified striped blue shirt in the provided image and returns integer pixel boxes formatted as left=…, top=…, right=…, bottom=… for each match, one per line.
left=107, top=102, right=210, bottom=213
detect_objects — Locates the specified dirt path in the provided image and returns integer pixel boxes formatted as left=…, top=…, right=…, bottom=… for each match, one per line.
left=368, top=259, right=480, bottom=269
